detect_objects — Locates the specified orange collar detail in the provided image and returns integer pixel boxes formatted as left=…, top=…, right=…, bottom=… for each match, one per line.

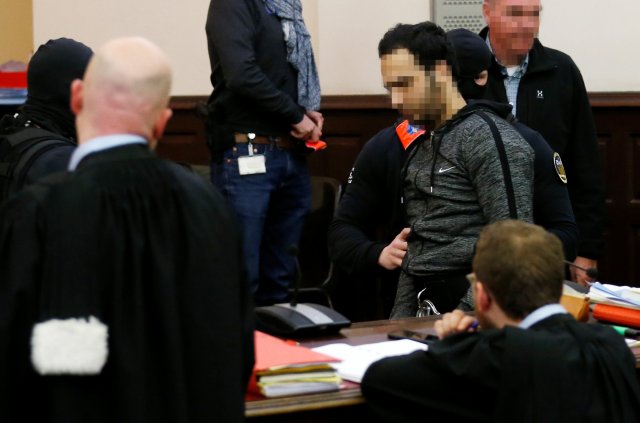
left=395, top=120, right=426, bottom=150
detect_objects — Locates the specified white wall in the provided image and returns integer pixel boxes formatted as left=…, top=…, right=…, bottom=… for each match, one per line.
left=33, top=0, right=640, bottom=95
left=33, top=0, right=211, bottom=96
left=538, top=0, right=640, bottom=92
left=315, top=0, right=430, bottom=94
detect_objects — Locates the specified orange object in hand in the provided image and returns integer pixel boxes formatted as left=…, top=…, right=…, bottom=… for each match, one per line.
left=305, top=140, right=327, bottom=152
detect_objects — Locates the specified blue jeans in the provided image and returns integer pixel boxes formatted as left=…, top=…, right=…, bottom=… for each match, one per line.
left=211, top=142, right=311, bottom=306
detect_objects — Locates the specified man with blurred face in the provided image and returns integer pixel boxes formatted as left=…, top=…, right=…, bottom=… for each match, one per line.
left=376, top=22, right=534, bottom=318
left=481, top=0, right=604, bottom=286
left=380, top=50, right=446, bottom=126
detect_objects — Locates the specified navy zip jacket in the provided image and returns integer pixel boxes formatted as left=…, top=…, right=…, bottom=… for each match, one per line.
left=328, top=122, right=422, bottom=277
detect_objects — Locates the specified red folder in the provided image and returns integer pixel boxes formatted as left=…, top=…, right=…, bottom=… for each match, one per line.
left=0, top=71, right=27, bottom=89
left=246, top=331, right=340, bottom=397
left=592, top=303, right=640, bottom=329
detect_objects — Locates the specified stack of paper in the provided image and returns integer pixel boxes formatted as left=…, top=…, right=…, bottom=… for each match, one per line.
left=313, top=340, right=428, bottom=383
left=251, top=331, right=341, bottom=398
left=588, top=282, right=640, bottom=309
left=588, top=283, right=640, bottom=329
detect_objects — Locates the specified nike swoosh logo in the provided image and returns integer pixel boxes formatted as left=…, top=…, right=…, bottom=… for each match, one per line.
left=438, top=166, right=455, bottom=173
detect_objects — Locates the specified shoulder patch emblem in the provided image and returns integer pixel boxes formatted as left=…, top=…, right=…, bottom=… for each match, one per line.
left=553, top=152, right=568, bottom=184
left=395, top=120, right=426, bottom=150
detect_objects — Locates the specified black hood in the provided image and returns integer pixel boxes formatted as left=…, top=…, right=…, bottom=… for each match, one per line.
left=20, top=38, right=93, bottom=141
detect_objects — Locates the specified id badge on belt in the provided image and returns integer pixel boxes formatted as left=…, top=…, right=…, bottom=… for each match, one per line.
left=238, top=133, right=266, bottom=176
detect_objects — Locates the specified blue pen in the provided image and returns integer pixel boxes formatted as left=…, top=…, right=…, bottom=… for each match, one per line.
left=468, top=320, right=480, bottom=331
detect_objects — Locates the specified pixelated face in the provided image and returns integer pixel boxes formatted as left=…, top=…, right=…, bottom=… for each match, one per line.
left=483, top=0, right=541, bottom=60
left=380, top=48, right=442, bottom=124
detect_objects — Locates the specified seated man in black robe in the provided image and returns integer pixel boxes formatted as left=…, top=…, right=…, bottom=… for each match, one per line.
left=362, top=220, right=640, bottom=423
left=0, top=37, right=254, bottom=423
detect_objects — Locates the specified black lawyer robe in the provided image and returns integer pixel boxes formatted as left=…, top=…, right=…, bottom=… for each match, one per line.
left=361, top=313, right=640, bottom=423
left=0, top=144, right=254, bottom=423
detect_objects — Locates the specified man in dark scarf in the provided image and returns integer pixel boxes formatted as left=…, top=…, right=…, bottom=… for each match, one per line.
left=263, top=0, right=321, bottom=111
left=206, top=0, right=323, bottom=306
left=0, top=38, right=92, bottom=200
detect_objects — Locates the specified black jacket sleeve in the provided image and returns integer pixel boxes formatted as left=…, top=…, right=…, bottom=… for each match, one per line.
left=328, top=129, right=399, bottom=275
left=515, top=123, right=579, bottom=261
left=563, top=59, right=604, bottom=259
left=206, top=0, right=304, bottom=124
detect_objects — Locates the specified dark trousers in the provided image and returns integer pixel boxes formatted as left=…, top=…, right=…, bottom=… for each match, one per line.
left=211, top=142, right=311, bottom=306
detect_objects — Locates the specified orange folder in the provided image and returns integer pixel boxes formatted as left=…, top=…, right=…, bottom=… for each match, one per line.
left=247, top=331, right=340, bottom=397
left=592, top=303, right=640, bottom=329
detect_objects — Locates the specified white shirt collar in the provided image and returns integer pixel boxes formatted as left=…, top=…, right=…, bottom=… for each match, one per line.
left=68, top=134, right=147, bottom=171
left=519, top=303, right=568, bottom=329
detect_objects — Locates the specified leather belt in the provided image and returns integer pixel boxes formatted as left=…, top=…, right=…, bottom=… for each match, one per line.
left=234, top=132, right=293, bottom=150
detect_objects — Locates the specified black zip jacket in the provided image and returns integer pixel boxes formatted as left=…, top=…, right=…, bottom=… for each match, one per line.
left=480, top=28, right=604, bottom=259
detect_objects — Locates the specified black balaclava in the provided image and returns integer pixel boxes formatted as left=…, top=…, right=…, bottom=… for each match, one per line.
left=20, top=38, right=93, bottom=141
left=446, top=29, right=493, bottom=102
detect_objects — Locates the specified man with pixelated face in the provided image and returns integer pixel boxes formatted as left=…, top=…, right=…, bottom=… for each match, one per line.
left=481, top=0, right=604, bottom=286
left=327, top=24, right=577, bottom=320
left=377, top=22, right=534, bottom=318
left=381, top=50, right=445, bottom=126
left=379, top=35, right=457, bottom=129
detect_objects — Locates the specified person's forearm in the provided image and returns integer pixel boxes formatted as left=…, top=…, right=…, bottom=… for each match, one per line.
left=328, top=219, right=385, bottom=275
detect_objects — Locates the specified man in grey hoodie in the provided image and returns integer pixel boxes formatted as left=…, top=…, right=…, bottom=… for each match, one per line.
left=380, top=22, right=535, bottom=318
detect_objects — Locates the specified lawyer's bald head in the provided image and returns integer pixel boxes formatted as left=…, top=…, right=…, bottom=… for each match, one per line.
left=71, top=37, right=173, bottom=147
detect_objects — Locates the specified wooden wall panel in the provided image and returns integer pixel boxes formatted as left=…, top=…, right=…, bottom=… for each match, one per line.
left=590, top=102, right=640, bottom=286
left=161, top=93, right=640, bottom=287
left=632, top=135, right=640, bottom=201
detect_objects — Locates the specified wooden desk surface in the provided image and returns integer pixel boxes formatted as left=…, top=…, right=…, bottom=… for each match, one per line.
left=245, top=316, right=640, bottom=420
left=245, top=316, right=441, bottom=419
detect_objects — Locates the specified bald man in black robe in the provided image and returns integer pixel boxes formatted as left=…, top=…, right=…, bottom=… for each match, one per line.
left=0, top=37, right=253, bottom=423
left=362, top=220, right=640, bottom=423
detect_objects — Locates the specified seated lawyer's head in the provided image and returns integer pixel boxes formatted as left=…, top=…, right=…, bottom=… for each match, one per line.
left=438, top=219, right=565, bottom=334
left=361, top=220, right=640, bottom=423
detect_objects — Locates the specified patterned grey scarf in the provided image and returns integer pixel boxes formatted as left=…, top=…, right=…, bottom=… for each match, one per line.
left=263, top=0, right=321, bottom=111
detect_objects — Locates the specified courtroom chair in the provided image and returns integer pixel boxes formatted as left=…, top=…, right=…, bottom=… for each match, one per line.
left=293, top=176, right=342, bottom=308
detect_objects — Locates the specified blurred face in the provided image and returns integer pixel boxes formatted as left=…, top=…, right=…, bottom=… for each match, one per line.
left=381, top=49, right=443, bottom=124
left=483, top=0, right=541, bottom=63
